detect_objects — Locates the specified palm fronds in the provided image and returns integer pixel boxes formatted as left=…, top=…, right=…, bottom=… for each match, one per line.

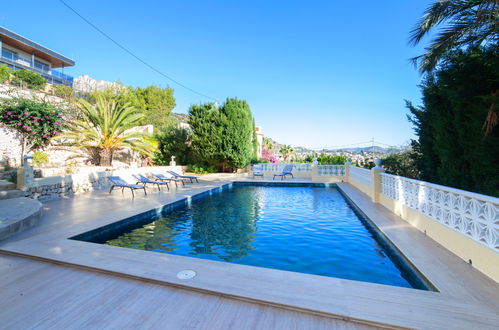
left=410, top=0, right=498, bottom=73
left=57, top=96, right=156, bottom=165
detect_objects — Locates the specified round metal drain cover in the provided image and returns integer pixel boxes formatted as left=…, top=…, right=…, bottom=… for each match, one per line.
left=177, top=270, right=196, bottom=280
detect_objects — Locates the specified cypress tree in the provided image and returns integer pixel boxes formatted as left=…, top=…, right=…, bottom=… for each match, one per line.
left=219, top=98, right=253, bottom=170
left=408, top=46, right=499, bottom=196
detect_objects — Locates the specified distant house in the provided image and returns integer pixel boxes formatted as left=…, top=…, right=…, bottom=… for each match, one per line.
left=0, top=26, right=75, bottom=86
left=255, top=126, right=264, bottom=158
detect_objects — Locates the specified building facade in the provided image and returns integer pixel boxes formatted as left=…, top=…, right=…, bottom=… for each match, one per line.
left=0, top=26, right=75, bottom=86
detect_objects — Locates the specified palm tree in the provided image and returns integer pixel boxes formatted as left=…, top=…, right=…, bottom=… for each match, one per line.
left=279, top=145, right=295, bottom=162
left=410, top=0, right=498, bottom=134
left=58, top=96, right=156, bottom=166
left=262, top=136, right=274, bottom=151
left=410, top=0, right=498, bottom=73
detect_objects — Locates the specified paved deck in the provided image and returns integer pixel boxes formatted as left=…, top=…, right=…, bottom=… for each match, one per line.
left=0, top=177, right=498, bottom=329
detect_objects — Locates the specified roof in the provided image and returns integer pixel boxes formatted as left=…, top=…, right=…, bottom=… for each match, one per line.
left=0, top=26, right=75, bottom=68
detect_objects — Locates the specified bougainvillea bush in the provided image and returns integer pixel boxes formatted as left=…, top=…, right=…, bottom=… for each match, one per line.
left=262, top=149, right=279, bottom=163
left=0, top=98, right=65, bottom=164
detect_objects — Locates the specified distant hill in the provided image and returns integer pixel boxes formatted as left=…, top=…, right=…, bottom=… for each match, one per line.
left=294, top=146, right=403, bottom=154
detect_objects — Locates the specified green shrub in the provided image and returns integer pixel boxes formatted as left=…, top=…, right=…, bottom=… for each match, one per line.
left=153, top=126, right=193, bottom=165
left=0, top=65, right=11, bottom=83
left=187, top=163, right=217, bottom=174
left=32, top=152, right=49, bottom=167
left=53, top=85, right=73, bottom=99
left=11, top=70, right=47, bottom=90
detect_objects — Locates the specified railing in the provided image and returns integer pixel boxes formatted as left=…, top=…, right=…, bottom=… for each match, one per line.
left=0, top=54, right=73, bottom=85
left=381, top=173, right=499, bottom=251
left=257, top=163, right=312, bottom=172
left=317, top=165, right=345, bottom=176
left=350, top=166, right=372, bottom=187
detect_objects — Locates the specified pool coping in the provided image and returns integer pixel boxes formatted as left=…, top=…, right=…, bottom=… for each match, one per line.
left=1, top=179, right=498, bottom=329
left=71, top=181, right=435, bottom=292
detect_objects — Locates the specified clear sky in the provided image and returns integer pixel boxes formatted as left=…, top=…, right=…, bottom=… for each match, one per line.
left=1, top=0, right=433, bottom=149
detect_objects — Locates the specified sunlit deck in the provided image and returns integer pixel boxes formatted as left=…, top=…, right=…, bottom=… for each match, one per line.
left=1, top=176, right=498, bottom=329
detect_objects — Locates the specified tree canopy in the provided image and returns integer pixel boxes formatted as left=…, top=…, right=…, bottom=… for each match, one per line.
left=57, top=97, right=156, bottom=166
left=407, top=46, right=499, bottom=196
left=188, top=98, right=255, bottom=171
left=88, top=85, right=176, bottom=130
left=410, top=0, right=498, bottom=73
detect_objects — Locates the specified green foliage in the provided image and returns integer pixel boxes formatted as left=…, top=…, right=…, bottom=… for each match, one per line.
left=11, top=70, right=47, bottom=90
left=0, top=65, right=11, bottom=83
left=153, top=126, right=192, bottom=165
left=381, top=146, right=421, bottom=179
left=219, top=98, right=254, bottom=169
left=301, top=154, right=347, bottom=165
left=52, top=85, right=73, bottom=99
left=57, top=97, right=157, bottom=166
left=407, top=46, right=499, bottom=196
left=279, top=145, right=295, bottom=162
left=0, top=98, right=64, bottom=163
left=187, top=163, right=217, bottom=174
left=32, top=152, right=49, bottom=167
left=189, top=103, right=223, bottom=167
left=410, top=0, right=498, bottom=73
left=188, top=98, right=255, bottom=171
left=133, top=86, right=176, bottom=129
left=89, top=85, right=175, bottom=130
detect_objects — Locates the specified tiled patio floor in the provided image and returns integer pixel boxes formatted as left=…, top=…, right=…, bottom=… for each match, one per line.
left=0, top=177, right=498, bottom=329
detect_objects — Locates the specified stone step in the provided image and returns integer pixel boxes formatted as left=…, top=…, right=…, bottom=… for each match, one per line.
left=0, top=190, right=26, bottom=200
left=0, top=197, right=42, bottom=241
left=0, top=180, right=16, bottom=191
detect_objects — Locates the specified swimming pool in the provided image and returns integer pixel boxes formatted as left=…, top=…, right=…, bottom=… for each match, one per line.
left=73, top=183, right=433, bottom=290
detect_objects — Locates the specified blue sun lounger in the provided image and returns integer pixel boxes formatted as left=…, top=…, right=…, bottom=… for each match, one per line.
left=152, top=173, right=185, bottom=187
left=132, top=174, right=170, bottom=191
left=108, top=176, right=147, bottom=197
left=252, top=164, right=264, bottom=179
left=273, top=164, right=294, bottom=180
left=167, top=170, right=199, bottom=183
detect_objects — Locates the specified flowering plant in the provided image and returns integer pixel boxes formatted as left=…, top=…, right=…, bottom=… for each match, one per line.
left=0, top=98, right=65, bottom=163
left=262, top=149, right=279, bottom=163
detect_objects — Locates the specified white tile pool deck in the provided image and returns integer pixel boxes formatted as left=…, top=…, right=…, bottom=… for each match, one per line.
left=0, top=176, right=498, bottom=329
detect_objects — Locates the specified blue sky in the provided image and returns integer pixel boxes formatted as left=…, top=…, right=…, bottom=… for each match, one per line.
left=1, top=0, right=432, bottom=149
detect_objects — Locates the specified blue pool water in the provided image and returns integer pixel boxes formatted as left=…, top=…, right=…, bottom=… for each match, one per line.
left=78, top=184, right=431, bottom=289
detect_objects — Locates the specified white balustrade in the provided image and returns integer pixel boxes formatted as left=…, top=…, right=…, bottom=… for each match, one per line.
left=350, top=166, right=372, bottom=187
left=258, top=163, right=312, bottom=172
left=317, top=165, right=345, bottom=176
left=381, top=173, right=499, bottom=251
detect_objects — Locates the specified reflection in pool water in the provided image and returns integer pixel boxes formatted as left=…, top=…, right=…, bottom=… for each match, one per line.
left=105, top=185, right=427, bottom=289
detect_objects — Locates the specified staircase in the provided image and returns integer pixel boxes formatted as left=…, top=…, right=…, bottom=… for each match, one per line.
left=0, top=179, right=42, bottom=241
left=0, top=180, right=25, bottom=200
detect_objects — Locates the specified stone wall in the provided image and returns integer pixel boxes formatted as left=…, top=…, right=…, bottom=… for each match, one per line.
left=23, top=166, right=183, bottom=202
left=0, top=127, right=22, bottom=167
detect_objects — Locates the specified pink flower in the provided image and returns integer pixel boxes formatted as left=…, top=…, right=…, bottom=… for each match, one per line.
left=42, top=134, right=48, bottom=138
left=24, top=112, right=29, bottom=116
left=17, top=123, right=22, bottom=126
left=54, top=121, right=60, bottom=126
left=6, top=112, right=11, bottom=116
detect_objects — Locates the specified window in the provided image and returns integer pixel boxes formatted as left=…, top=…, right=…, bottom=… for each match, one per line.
left=1, top=48, right=16, bottom=61
left=34, top=60, right=49, bottom=72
